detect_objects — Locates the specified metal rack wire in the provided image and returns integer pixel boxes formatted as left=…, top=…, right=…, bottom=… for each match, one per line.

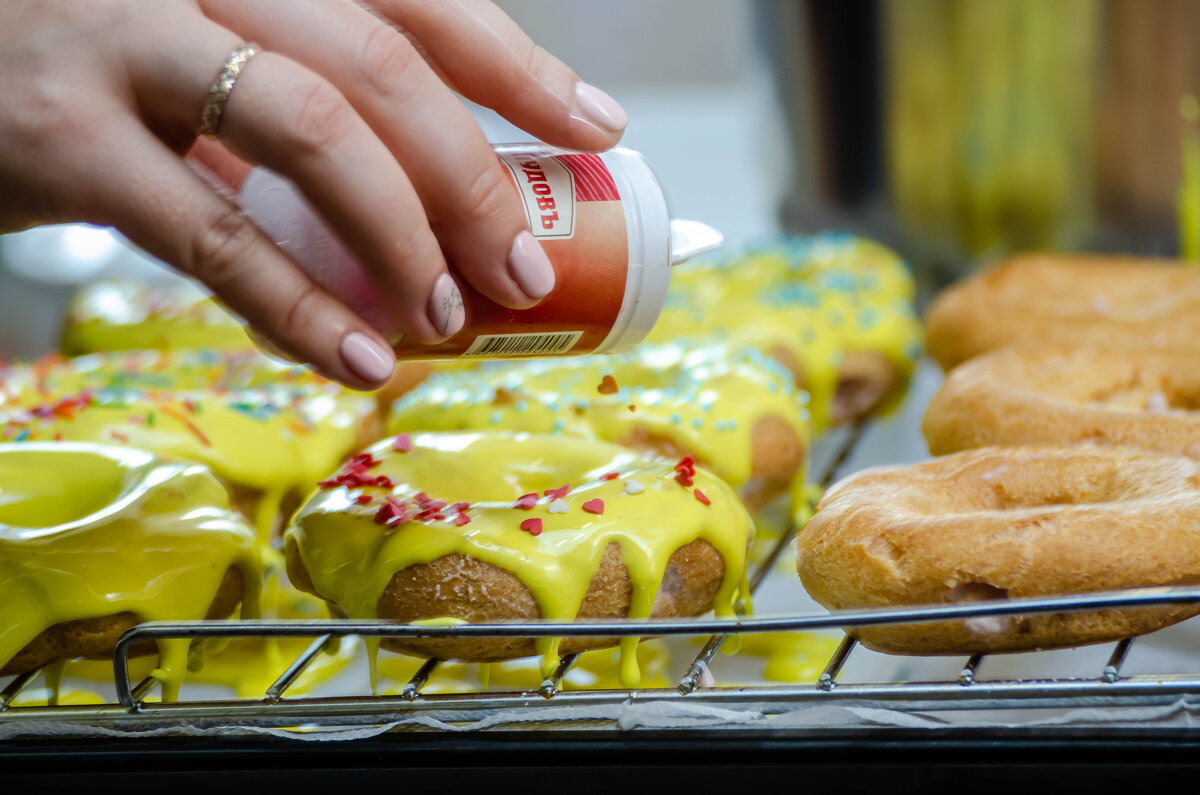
left=5, top=423, right=1200, bottom=735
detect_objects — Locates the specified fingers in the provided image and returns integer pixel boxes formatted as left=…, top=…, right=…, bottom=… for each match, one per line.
left=197, top=0, right=555, bottom=309
left=82, top=114, right=395, bottom=391
left=364, top=0, right=628, bottom=151
left=123, top=4, right=463, bottom=343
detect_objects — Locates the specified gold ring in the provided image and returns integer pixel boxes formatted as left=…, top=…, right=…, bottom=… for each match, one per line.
left=199, top=43, right=262, bottom=139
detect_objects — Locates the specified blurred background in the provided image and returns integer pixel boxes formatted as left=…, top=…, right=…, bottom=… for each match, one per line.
left=3, top=0, right=1199, bottom=356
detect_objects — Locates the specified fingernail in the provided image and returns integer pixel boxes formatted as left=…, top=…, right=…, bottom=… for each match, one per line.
left=574, top=82, right=628, bottom=133
left=428, top=273, right=465, bottom=337
left=340, top=331, right=395, bottom=384
left=508, top=231, right=556, bottom=300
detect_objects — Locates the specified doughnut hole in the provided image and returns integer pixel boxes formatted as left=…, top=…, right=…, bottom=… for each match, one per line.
left=0, top=565, right=245, bottom=676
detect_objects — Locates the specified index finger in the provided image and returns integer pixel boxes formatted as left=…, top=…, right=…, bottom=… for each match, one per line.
left=366, top=0, right=628, bottom=151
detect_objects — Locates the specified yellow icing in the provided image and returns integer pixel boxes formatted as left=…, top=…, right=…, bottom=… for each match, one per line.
left=647, top=234, right=924, bottom=431
left=0, top=443, right=262, bottom=699
left=286, top=431, right=753, bottom=682
left=61, top=279, right=249, bottom=355
left=724, top=631, right=840, bottom=683
left=0, top=349, right=376, bottom=538
left=387, top=343, right=811, bottom=507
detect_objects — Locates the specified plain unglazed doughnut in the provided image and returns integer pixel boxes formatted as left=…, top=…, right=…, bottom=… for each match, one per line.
left=795, top=446, right=1200, bottom=655
left=285, top=431, right=752, bottom=682
left=925, top=253, right=1200, bottom=371
left=0, top=443, right=261, bottom=696
left=923, top=346, right=1200, bottom=459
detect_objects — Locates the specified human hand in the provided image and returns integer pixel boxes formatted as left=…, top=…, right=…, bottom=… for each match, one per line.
left=0, top=0, right=627, bottom=389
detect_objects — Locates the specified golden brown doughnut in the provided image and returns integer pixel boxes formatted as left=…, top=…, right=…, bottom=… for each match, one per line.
left=925, top=253, right=1200, bottom=371
left=923, top=346, right=1200, bottom=459
left=285, top=432, right=752, bottom=675
left=1, top=566, right=245, bottom=676
left=795, top=446, right=1200, bottom=655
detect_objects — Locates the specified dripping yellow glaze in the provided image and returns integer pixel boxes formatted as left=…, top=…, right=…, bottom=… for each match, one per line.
left=0, top=349, right=376, bottom=538
left=387, top=343, right=810, bottom=504
left=647, top=234, right=924, bottom=431
left=287, top=432, right=753, bottom=684
left=0, top=443, right=262, bottom=699
left=61, top=279, right=249, bottom=355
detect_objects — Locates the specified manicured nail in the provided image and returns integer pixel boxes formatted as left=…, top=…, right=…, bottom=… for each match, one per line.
left=340, top=331, right=395, bottom=384
left=574, top=82, right=628, bottom=133
left=508, top=230, right=556, bottom=300
left=428, top=273, right=465, bottom=337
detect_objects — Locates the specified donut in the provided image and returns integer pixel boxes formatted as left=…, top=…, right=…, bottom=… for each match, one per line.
left=646, top=234, right=924, bottom=430
left=925, top=253, right=1200, bottom=371
left=285, top=431, right=752, bottom=685
left=795, top=446, right=1200, bottom=655
left=0, top=349, right=379, bottom=538
left=923, top=346, right=1200, bottom=459
left=386, top=344, right=809, bottom=515
left=62, top=279, right=433, bottom=411
left=0, top=443, right=261, bottom=699
left=61, top=278, right=251, bottom=355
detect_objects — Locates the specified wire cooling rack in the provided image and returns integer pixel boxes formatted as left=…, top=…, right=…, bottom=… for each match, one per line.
left=5, top=422, right=1200, bottom=735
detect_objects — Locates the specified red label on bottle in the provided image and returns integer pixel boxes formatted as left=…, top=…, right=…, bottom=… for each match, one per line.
left=391, top=151, right=629, bottom=359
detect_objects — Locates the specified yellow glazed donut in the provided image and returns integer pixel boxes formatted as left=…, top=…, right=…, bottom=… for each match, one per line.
left=795, top=446, right=1200, bottom=656
left=923, top=346, right=1200, bottom=459
left=925, top=253, right=1200, bottom=371
left=0, top=443, right=262, bottom=699
left=647, top=234, right=924, bottom=430
left=285, top=431, right=753, bottom=687
left=0, top=349, right=378, bottom=538
left=61, top=279, right=250, bottom=355
left=386, top=344, right=810, bottom=516
left=60, top=278, right=432, bottom=411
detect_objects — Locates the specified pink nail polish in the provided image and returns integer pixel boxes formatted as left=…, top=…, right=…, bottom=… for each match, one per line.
left=340, top=332, right=395, bottom=383
left=428, top=273, right=465, bottom=337
left=574, top=82, right=629, bottom=133
left=508, top=231, right=556, bottom=299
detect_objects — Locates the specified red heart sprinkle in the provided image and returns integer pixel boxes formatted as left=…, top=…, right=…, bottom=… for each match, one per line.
left=628, top=405, right=637, bottom=412
left=520, top=517, right=543, bottom=536
left=597, top=375, right=619, bottom=395
left=355, top=494, right=374, bottom=505
left=544, top=483, right=571, bottom=500
left=514, top=493, right=539, bottom=509
left=675, top=455, right=695, bottom=471
left=675, top=471, right=694, bottom=488
left=454, top=513, right=471, bottom=526
left=392, top=434, right=412, bottom=453
left=694, top=489, right=711, bottom=506
left=602, top=472, right=620, bottom=481
left=582, top=498, right=605, bottom=515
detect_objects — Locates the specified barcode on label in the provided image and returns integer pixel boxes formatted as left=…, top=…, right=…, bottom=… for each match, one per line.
left=461, top=330, right=584, bottom=357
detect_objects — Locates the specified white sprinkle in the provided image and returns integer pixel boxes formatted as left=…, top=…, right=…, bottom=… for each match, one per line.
left=624, top=480, right=645, bottom=495
left=547, top=499, right=569, bottom=514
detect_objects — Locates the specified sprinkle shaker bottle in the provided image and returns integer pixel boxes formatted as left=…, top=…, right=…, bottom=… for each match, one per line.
left=224, top=143, right=722, bottom=359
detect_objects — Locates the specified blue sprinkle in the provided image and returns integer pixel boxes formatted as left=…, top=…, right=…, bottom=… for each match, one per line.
left=727, top=419, right=738, bottom=430
left=515, top=401, right=528, bottom=413
left=714, top=420, right=725, bottom=431
left=489, top=412, right=501, bottom=425
left=671, top=412, right=682, bottom=424
left=552, top=418, right=565, bottom=434
left=692, top=418, right=703, bottom=429
left=768, top=382, right=779, bottom=393
left=15, top=428, right=30, bottom=442
left=858, top=307, right=879, bottom=329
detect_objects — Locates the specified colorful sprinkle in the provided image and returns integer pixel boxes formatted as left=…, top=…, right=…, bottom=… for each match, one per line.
left=513, top=493, right=539, bottom=509
left=624, top=479, right=645, bottom=495
left=694, top=489, right=711, bottom=506
left=544, top=483, right=571, bottom=500
left=547, top=499, right=569, bottom=514
left=602, top=472, right=620, bottom=481
left=520, top=517, right=543, bottom=536
left=392, top=434, right=412, bottom=453
left=597, top=374, right=619, bottom=395
left=582, top=498, right=605, bottom=515
left=355, top=494, right=374, bottom=505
